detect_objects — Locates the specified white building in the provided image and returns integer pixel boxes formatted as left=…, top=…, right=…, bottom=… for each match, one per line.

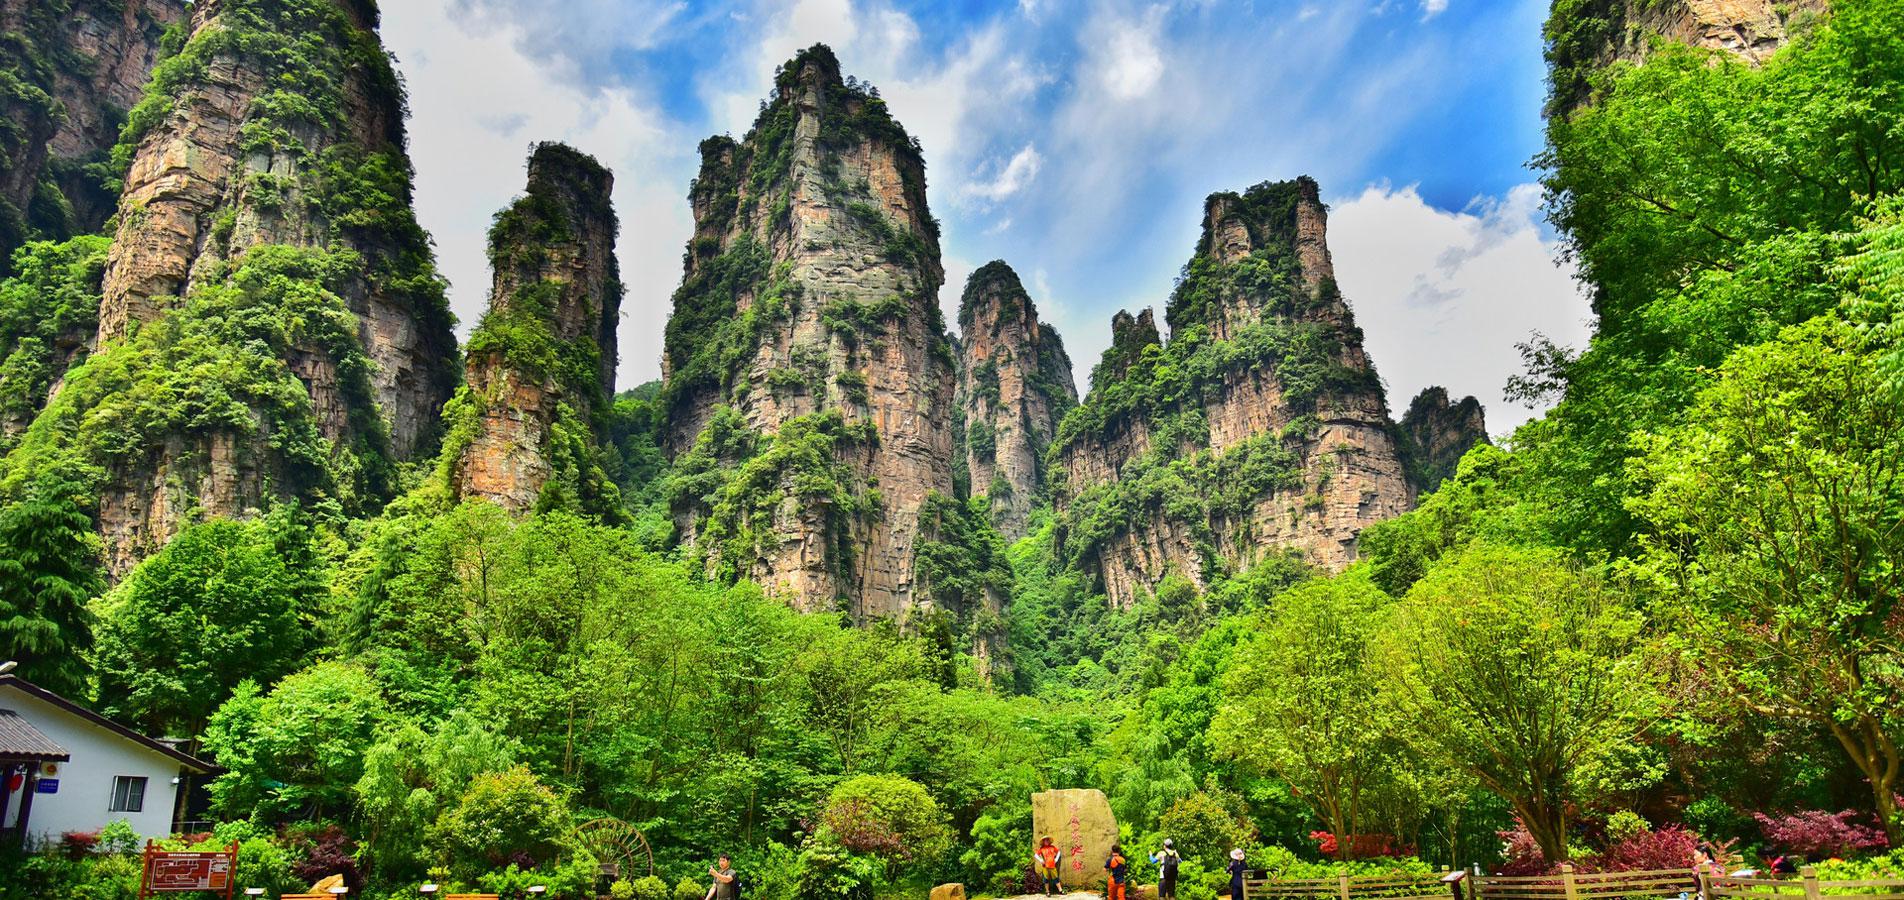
left=0, top=674, right=217, bottom=846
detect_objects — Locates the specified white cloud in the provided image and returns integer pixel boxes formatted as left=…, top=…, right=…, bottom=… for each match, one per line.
left=964, top=143, right=1043, bottom=204
left=383, top=0, right=696, bottom=389
left=1329, top=182, right=1592, bottom=435
left=1097, top=11, right=1167, bottom=100
left=1421, top=0, right=1450, bottom=19
left=447, top=0, right=688, bottom=85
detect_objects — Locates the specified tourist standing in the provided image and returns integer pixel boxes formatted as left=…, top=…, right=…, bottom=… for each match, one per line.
left=1151, top=839, right=1181, bottom=900
left=1036, top=836, right=1064, bottom=895
left=1228, top=849, right=1247, bottom=900
left=1105, top=844, right=1130, bottom=900
left=705, top=854, right=737, bottom=900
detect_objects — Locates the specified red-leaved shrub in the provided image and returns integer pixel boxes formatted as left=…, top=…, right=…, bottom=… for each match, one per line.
left=814, top=800, right=912, bottom=860
left=1594, top=825, right=1699, bottom=872
left=286, top=824, right=362, bottom=893
left=1753, top=810, right=1890, bottom=859
left=59, top=831, right=100, bottom=859
left=1494, top=826, right=1554, bottom=876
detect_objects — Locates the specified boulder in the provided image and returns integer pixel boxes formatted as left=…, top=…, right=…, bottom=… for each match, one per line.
left=1031, top=788, right=1119, bottom=890
left=931, top=884, right=967, bottom=900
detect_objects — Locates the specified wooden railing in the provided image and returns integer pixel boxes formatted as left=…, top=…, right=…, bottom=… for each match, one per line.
left=1709, top=867, right=1904, bottom=900
left=1473, top=866, right=1699, bottom=900
left=1244, top=865, right=1904, bottom=900
left=1243, top=871, right=1461, bottom=900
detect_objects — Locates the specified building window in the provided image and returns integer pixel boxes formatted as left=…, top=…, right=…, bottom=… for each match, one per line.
left=109, top=776, right=146, bottom=813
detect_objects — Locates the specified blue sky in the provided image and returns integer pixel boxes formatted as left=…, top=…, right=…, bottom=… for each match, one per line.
left=382, top=0, right=1591, bottom=434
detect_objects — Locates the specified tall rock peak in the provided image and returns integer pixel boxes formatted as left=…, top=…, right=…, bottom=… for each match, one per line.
left=449, top=142, right=623, bottom=515
left=1397, top=386, right=1488, bottom=495
left=1173, top=176, right=1354, bottom=343
left=1051, top=175, right=1414, bottom=607
left=0, top=0, right=188, bottom=269
left=661, top=44, right=994, bottom=640
left=1090, top=308, right=1160, bottom=393
left=0, top=0, right=457, bottom=575
left=954, top=260, right=1078, bottom=540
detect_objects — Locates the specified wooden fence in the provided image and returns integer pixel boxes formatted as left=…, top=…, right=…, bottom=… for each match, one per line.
left=1242, top=866, right=1904, bottom=900
left=1242, top=871, right=1460, bottom=900
left=1709, top=867, right=1904, bottom=900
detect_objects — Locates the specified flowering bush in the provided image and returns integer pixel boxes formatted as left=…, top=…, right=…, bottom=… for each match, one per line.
left=1753, top=810, right=1890, bottom=859
left=1310, top=831, right=1411, bottom=859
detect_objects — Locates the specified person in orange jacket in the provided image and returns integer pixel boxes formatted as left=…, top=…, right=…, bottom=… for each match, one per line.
left=1035, top=836, right=1063, bottom=895
left=1105, top=844, right=1130, bottom=900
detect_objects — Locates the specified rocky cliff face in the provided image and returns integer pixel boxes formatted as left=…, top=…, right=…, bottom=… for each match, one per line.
left=0, top=0, right=457, bottom=575
left=954, top=261, right=1076, bottom=540
left=661, top=46, right=980, bottom=629
left=1547, top=0, right=1829, bottom=113
left=1052, top=177, right=1456, bottom=607
left=449, top=143, right=622, bottom=515
left=0, top=0, right=187, bottom=268
left=1397, top=386, right=1488, bottom=495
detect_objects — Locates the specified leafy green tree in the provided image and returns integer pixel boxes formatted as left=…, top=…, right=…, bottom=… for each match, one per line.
left=797, top=624, right=928, bottom=774
left=428, top=765, right=573, bottom=880
left=1211, top=571, right=1398, bottom=857
left=199, top=661, right=387, bottom=821
left=354, top=710, right=521, bottom=882
left=0, top=469, right=102, bottom=695
left=1524, top=0, right=1904, bottom=557
left=1375, top=544, right=1658, bottom=861
left=1157, top=789, right=1257, bottom=872
left=1629, top=317, right=1904, bottom=842
left=93, top=513, right=325, bottom=736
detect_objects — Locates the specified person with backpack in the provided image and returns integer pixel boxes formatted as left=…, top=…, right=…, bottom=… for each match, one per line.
left=1035, top=836, right=1063, bottom=895
left=1106, top=844, right=1131, bottom=900
left=1150, top=839, right=1181, bottom=900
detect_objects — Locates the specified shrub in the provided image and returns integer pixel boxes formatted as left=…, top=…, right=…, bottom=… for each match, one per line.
left=819, top=774, right=951, bottom=864
left=1594, top=825, right=1698, bottom=873
left=628, top=875, right=670, bottom=900
left=284, top=824, right=360, bottom=892
left=1605, top=811, right=1650, bottom=843
left=428, top=765, right=572, bottom=878
left=674, top=876, right=704, bottom=900
left=61, top=831, right=100, bottom=859
left=1753, top=810, right=1890, bottom=859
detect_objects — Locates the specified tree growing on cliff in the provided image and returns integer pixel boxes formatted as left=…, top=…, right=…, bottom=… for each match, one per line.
left=1374, top=545, right=1659, bottom=862
left=1629, top=317, right=1904, bottom=843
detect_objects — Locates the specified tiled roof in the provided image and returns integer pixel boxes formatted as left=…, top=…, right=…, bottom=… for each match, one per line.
left=0, top=676, right=215, bottom=772
left=0, top=708, right=69, bottom=761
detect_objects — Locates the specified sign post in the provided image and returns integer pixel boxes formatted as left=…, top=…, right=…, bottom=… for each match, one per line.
left=140, top=840, right=238, bottom=900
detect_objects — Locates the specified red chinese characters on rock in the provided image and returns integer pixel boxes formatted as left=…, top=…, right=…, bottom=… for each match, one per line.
left=1069, top=804, right=1086, bottom=872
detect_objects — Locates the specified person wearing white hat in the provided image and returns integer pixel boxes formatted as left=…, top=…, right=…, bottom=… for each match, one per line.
left=1149, top=839, right=1181, bottom=900
left=1228, top=849, right=1247, bottom=900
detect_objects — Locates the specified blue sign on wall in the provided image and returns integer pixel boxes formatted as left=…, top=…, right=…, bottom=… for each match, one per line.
left=35, top=778, right=58, bottom=794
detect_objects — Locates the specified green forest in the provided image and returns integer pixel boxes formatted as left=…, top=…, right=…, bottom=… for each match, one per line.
left=2, top=0, right=1903, bottom=898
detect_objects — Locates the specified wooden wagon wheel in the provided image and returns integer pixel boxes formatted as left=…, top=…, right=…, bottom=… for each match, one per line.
left=573, top=817, right=656, bottom=880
